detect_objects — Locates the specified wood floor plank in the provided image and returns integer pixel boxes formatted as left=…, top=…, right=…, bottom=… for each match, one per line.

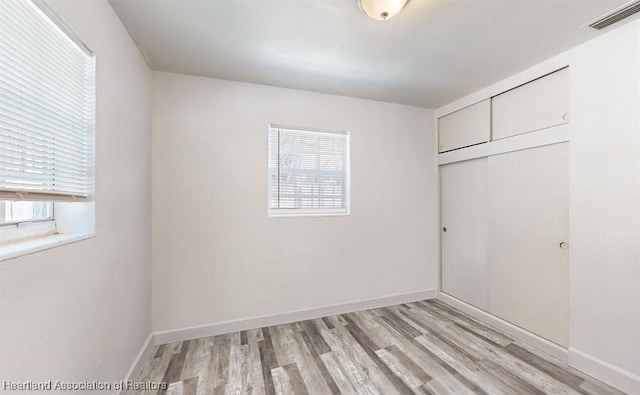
left=342, top=313, right=416, bottom=395
left=320, top=351, right=360, bottom=394
left=318, top=331, right=374, bottom=394
left=355, top=308, right=462, bottom=379
left=298, top=330, right=341, bottom=394
left=158, top=340, right=191, bottom=395
left=505, top=342, right=585, bottom=390
left=398, top=309, right=487, bottom=362
left=227, top=337, right=250, bottom=394
left=579, top=379, right=628, bottom=395
left=421, top=375, right=479, bottom=395
left=130, top=347, right=173, bottom=395
left=258, top=336, right=278, bottom=395
left=181, top=377, right=199, bottom=395
left=477, top=358, right=547, bottom=395
left=194, top=338, right=215, bottom=395
left=154, top=344, right=167, bottom=359
left=134, top=300, right=621, bottom=395
left=350, top=310, right=394, bottom=349
left=283, top=363, right=310, bottom=395
left=181, top=338, right=205, bottom=381
left=335, top=314, right=348, bottom=326
left=270, top=325, right=299, bottom=367
left=414, top=332, right=510, bottom=395
left=287, top=328, right=334, bottom=394
left=425, top=325, right=580, bottom=395
left=321, top=317, right=334, bottom=330
left=320, top=322, right=390, bottom=394
left=379, top=308, right=422, bottom=338
left=417, top=300, right=514, bottom=346
left=375, top=347, right=425, bottom=388
left=246, top=328, right=266, bottom=395
left=300, top=320, right=331, bottom=354
left=254, top=328, right=265, bottom=342
left=165, top=381, right=182, bottom=395
left=213, top=335, right=232, bottom=388
left=271, top=366, right=292, bottom=395
left=385, top=344, right=433, bottom=384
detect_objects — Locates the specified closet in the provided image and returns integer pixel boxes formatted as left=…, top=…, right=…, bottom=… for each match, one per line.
left=440, top=68, right=570, bottom=347
left=441, top=157, right=488, bottom=310
left=438, top=99, right=490, bottom=152
left=492, top=68, right=569, bottom=140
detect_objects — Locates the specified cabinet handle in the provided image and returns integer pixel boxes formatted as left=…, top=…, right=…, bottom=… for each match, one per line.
left=562, top=112, right=569, bottom=121
left=559, top=242, right=569, bottom=250
left=442, top=227, right=447, bottom=232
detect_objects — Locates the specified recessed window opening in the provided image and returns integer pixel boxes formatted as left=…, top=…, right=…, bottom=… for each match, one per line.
left=268, top=125, right=350, bottom=217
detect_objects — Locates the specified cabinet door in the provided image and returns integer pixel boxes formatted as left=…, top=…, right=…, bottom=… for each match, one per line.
left=487, top=143, right=569, bottom=346
left=492, top=68, right=569, bottom=140
left=438, top=99, right=490, bottom=152
left=441, top=157, right=489, bottom=310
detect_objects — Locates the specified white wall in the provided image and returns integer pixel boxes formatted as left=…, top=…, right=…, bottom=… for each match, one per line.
left=152, top=72, right=437, bottom=333
left=435, top=20, right=640, bottom=394
left=0, top=0, right=152, bottom=389
left=568, top=21, right=640, bottom=393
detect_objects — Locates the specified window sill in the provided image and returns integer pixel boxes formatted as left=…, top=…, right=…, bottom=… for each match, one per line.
left=0, top=232, right=95, bottom=264
left=269, top=210, right=351, bottom=218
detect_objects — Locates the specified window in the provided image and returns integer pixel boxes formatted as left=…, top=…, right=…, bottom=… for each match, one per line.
left=0, top=0, right=95, bottom=201
left=1, top=201, right=52, bottom=224
left=0, top=1, right=95, bottom=229
left=268, top=125, right=350, bottom=216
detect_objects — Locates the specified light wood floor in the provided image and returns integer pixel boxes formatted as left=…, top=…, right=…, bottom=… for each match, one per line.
left=131, top=300, right=625, bottom=395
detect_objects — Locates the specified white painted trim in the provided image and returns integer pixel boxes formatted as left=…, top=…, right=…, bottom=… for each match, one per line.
left=154, top=289, right=437, bottom=344
left=0, top=232, right=95, bottom=263
left=119, top=333, right=155, bottom=395
left=568, top=348, right=640, bottom=395
left=437, top=292, right=568, bottom=362
left=269, top=209, right=350, bottom=218
left=435, top=53, right=570, bottom=118
left=438, top=123, right=569, bottom=166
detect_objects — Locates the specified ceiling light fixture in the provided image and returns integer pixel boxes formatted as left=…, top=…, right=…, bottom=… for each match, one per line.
left=358, top=0, right=409, bottom=21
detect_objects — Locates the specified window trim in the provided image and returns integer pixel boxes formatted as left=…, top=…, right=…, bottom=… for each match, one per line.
left=0, top=0, right=96, bottom=202
left=0, top=218, right=57, bottom=246
left=267, top=124, right=351, bottom=218
left=0, top=217, right=55, bottom=228
left=30, top=0, right=94, bottom=56
left=0, top=232, right=95, bottom=264
left=0, top=0, right=96, bottom=257
left=0, top=201, right=55, bottom=228
left=269, top=207, right=350, bottom=218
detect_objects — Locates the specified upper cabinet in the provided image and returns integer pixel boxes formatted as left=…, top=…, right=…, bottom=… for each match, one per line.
left=491, top=68, right=569, bottom=140
left=438, top=99, right=490, bottom=153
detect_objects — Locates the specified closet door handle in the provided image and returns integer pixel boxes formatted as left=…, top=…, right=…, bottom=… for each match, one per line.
left=562, top=112, right=569, bottom=121
left=442, top=227, right=447, bottom=233
left=559, top=242, right=569, bottom=250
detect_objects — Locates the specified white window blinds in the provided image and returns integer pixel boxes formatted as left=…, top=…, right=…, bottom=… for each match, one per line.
left=268, top=125, right=349, bottom=215
left=0, top=0, right=95, bottom=201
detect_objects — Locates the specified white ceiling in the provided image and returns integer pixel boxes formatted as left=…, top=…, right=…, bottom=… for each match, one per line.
left=109, top=0, right=629, bottom=108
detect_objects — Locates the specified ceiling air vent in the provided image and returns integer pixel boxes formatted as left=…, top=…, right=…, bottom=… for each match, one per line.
left=588, top=0, right=640, bottom=30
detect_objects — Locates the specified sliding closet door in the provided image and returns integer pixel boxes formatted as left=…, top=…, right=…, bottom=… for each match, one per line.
left=488, top=143, right=569, bottom=346
left=441, top=158, right=489, bottom=310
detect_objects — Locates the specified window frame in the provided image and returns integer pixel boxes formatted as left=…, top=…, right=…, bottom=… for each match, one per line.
left=0, top=201, right=55, bottom=228
left=0, top=0, right=96, bottom=202
left=0, top=0, right=96, bottom=253
left=267, top=124, right=351, bottom=218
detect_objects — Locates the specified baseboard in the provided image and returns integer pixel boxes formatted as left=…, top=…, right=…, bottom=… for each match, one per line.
left=568, top=348, right=640, bottom=395
left=118, top=333, right=155, bottom=395
left=154, top=288, right=437, bottom=345
left=437, top=292, right=568, bottom=362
